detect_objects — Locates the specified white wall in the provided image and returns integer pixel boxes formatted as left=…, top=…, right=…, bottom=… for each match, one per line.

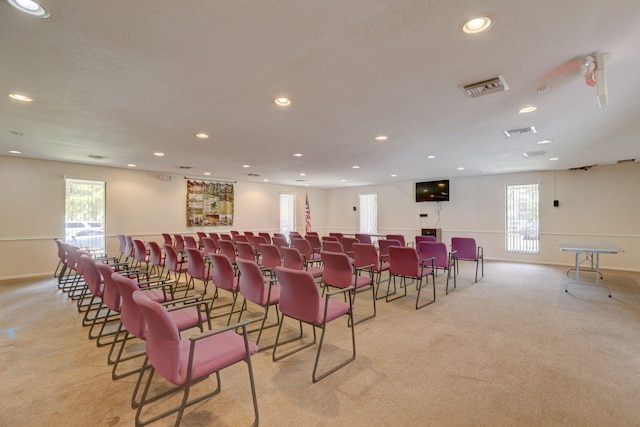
left=0, top=156, right=327, bottom=280
left=1, top=156, right=638, bottom=280
left=325, top=162, right=640, bottom=270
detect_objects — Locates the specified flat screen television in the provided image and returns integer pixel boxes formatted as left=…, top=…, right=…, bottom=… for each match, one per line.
left=416, top=179, right=449, bottom=202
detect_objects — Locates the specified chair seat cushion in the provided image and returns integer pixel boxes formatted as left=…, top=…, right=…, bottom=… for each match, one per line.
left=176, top=330, right=258, bottom=384
left=169, top=307, right=207, bottom=331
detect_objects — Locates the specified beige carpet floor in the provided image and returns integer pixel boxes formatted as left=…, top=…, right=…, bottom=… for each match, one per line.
left=2, top=260, right=640, bottom=426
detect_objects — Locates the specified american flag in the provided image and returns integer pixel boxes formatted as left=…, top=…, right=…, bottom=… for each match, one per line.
left=305, top=193, right=311, bottom=233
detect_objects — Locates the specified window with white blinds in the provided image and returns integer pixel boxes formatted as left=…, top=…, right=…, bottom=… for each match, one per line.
left=506, top=183, right=539, bottom=253
left=279, top=193, right=296, bottom=237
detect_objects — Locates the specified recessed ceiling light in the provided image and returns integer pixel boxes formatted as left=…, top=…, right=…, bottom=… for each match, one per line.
left=153, top=152, right=164, bottom=156
left=299, top=173, right=306, bottom=176
left=6, top=0, right=50, bottom=18
left=462, top=15, right=493, bottom=34
left=293, top=153, right=303, bottom=157
left=352, top=165, right=360, bottom=169
left=519, top=106, right=537, bottom=114
left=537, top=139, right=553, bottom=144
left=127, top=164, right=136, bottom=167
left=203, top=172, right=211, bottom=176
left=263, top=179, right=269, bottom=182
left=391, top=174, right=397, bottom=177
left=274, top=97, right=291, bottom=106
left=427, top=155, right=436, bottom=159
left=8, top=93, right=33, bottom=102
left=9, top=150, right=22, bottom=154
left=374, top=135, right=388, bottom=141
left=195, top=132, right=209, bottom=139
left=242, top=164, right=250, bottom=168
left=340, top=179, right=347, bottom=183
left=549, top=157, right=559, bottom=161
left=457, top=167, right=465, bottom=170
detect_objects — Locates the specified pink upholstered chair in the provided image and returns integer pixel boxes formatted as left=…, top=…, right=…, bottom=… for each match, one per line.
left=341, top=237, right=359, bottom=259
left=183, top=235, right=198, bottom=250
left=200, top=236, right=218, bottom=257
left=162, top=233, right=173, bottom=246
left=328, top=232, right=344, bottom=243
left=236, top=241, right=257, bottom=262
left=208, top=253, right=240, bottom=322
left=173, top=234, right=185, bottom=251
left=233, top=234, right=249, bottom=244
left=259, top=243, right=282, bottom=278
left=281, top=246, right=323, bottom=279
left=117, top=234, right=129, bottom=263
left=273, top=266, right=355, bottom=382
left=235, top=258, right=281, bottom=350
left=291, top=238, right=322, bottom=266
left=132, top=239, right=150, bottom=270
left=321, top=240, right=345, bottom=256
left=110, top=272, right=208, bottom=385
left=163, top=244, right=188, bottom=285
left=185, top=247, right=213, bottom=295
left=320, top=250, right=375, bottom=324
left=53, top=238, right=67, bottom=278
left=386, top=234, right=406, bottom=247
left=352, top=243, right=389, bottom=300
left=124, top=235, right=136, bottom=264
left=272, top=235, right=289, bottom=249
left=217, top=239, right=237, bottom=264
left=132, top=290, right=259, bottom=426
left=208, top=232, right=220, bottom=243
left=304, top=234, right=323, bottom=255
left=451, top=237, right=484, bottom=282
left=355, top=233, right=373, bottom=244
left=378, top=239, right=402, bottom=265
left=415, top=235, right=437, bottom=247
left=147, top=241, right=165, bottom=277
left=258, top=232, right=272, bottom=244
left=418, top=241, right=457, bottom=294
left=387, top=246, right=435, bottom=309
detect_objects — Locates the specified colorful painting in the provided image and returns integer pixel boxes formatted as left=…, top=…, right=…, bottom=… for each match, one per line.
left=186, top=180, right=234, bottom=226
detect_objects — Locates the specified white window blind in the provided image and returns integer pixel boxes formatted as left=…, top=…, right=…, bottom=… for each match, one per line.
left=506, top=183, right=539, bottom=253
left=65, top=178, right=106, bottom=252
left=359, top=193, right=378, bottom=235
left=279, top=193, right=296, bottom=237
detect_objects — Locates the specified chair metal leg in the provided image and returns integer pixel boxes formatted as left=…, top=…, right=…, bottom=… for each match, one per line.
left=415, top=273, right=436, bottom=309
left=313, top=301, right=356, bottom=382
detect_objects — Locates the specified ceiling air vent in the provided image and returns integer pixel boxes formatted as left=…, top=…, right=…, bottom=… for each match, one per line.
left=617, top=158, right=635, bottom=163
left=523, top=150, right=546, bottom=158
left=504, top=126, right=537, bottom=137
left=88, top=154, right=106, bottom=160
left=460, top=75, right=509, bottom=98
left=179, top=166, right=193, bottom=170
left=246, top=173, right=260, bottom=177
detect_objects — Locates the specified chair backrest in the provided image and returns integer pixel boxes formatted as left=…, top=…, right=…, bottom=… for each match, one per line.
left=196, top=231, right=207, bottom=240
left=201, top=237, right=218, bottom=256
left=305, top=231, right=318, bottom=237
left=184, top=235, right=198, bottom=249
left=163, top=244, right=181, bottom=272
left=290, top=238, right=313, bottom=260
left=125, top=235, right=135, bottom=256
left=415, top=235, right=437, bottom=248
left=244, top=231, right=254, bottom=237
left=320, top=251, right=352, bottom=289
left=148, top=241, right=164, bottom=267
left=259, top=244, right=282, bottom=271
left=289, top=231, right=302, bottom=241
left=272, top=236, right=289, bottom=249
left=451, top=237, right=478, bottom=261
left=355, top=233, right=372, bottom=244
left=322, top=240, right=344, bottom=254
left=208, top=232, right=220, bottom=243
left=418, top=241, right=448, bottom=269
left=352, top=243, right=379, bottom=270
left=162, top=233, right=173, bottom=246
left=132, top=239, right=147, bottom=262
left=281, top=246, right=304, bottom=270
left=378, top=239, right=402, bottom=263
left=258, top=232, right=271, bottom=244
left=250, top=235, right=268, bottom=249
left=208, top=253, right=238, bottom=292
left=79, top=254, right=103, bottom=296
left=322, top=235, right=339, bottom=243
left=55, top=238, right=66, bottom=260
left=132, top=290, right=181, bottom=384
left=235, top=258, right=270, bottom=305
left=111, top=273, right=147, bottom=339
left=230, top=230, right=240, bottom=237
left=341, top=237, right=359, bottom=254
left=274, top=267, right=321, bottom=324
left=234, top=234, right=249, bottom=244
left=329, top=232, right=344, bottom=243
left=273, top=232, right=286, bottom=239
left=236, top=241, right=256, bottom=261
left=95, top=262, right=121, bottom=312
left=117, top=234, right=127, bottom=254
left=386, top=234, right=406, bottom=246
left=219, top=233, right=233, bottom=241
left=305, top=234, right=322, bottom=252
left=185, top=247, right=206, bottom=279
left=217, top=239, right=236, bottom=262
left=388, top=246, right=419, bottom=276
left=174, top=234, right=185, bottom=250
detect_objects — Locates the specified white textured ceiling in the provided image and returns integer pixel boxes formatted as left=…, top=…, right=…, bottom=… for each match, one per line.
left=1, top=1, right=639, bottom=188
